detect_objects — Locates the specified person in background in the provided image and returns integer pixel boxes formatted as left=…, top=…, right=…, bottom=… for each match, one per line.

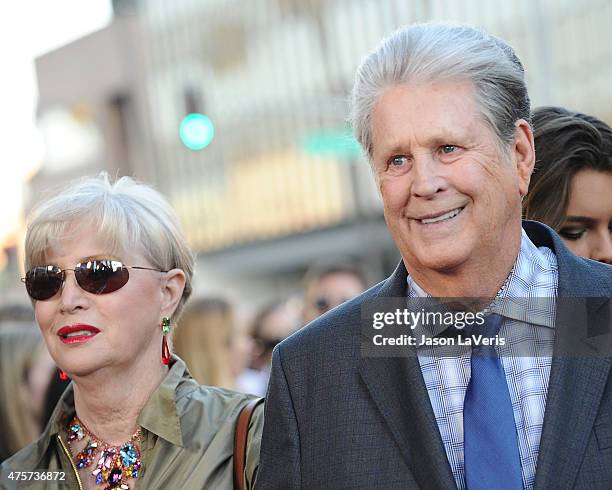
left=524, top=106, right=612, bottom=263
left=40, top=365, right=71, bottom=431
left=0, top=316, right=70, bottom=460
left=0, top=304, right=35, bottom=323
left=0, top=324, right=44, bottom=461
left=25, top=336, right=63, bottom=431
left=236, top=298, right=301, bottom=396
left=0, top=174, right=263, bottom=489
left=302, top=259, right=368, bottom=323
left=173, top=297, right=252, bottom=389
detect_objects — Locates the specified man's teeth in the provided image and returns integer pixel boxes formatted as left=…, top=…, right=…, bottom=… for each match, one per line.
left=420, top=207, right=463, bottom=224
left=65, top=330, right=94, bottom=338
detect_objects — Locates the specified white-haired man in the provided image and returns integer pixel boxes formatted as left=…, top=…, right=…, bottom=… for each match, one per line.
left=257, top=23, right=612, bottom=490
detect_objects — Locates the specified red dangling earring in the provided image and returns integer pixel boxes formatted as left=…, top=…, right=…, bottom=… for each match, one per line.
left=161, top=317, right=171, bottom=365
left=58, top=369, right=69, bottom=381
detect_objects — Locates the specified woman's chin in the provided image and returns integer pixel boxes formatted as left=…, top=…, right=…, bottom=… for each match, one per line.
left=59, top=357, right=108, bottom=379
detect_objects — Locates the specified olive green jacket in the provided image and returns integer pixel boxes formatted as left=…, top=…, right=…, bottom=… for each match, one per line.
left=0, top=357, right=263, bottom=490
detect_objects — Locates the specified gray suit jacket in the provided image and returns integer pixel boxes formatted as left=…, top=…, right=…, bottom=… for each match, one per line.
left=256, top=221, right=612, bottom=489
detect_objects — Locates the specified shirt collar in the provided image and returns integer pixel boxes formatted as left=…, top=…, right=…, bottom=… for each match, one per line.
left=137, top=355, right=185, bottom=447
left=407, top=229, right=557, bottom=336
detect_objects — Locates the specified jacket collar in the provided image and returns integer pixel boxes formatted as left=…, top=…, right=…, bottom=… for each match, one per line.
left=137, top=356, right=185, bottom=447
left=522, top=226, right=612, bottom=489
left=359, top=260, right=457, bottom=489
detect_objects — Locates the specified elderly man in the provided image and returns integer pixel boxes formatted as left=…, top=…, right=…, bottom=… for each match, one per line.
left=257, top=23, right=612, bottom=490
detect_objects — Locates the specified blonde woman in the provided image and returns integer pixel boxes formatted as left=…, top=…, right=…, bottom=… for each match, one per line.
left=0, top=324, right=44, bottom=461
left=0, top=174, right=263, bottom=489
left=173, top=297, right=247, bottom=389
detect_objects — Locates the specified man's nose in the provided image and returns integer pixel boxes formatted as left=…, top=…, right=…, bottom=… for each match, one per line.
left=411, top=152, right=446, bottom=198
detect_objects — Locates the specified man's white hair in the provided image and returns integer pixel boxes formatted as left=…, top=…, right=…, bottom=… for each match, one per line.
left=350, top=22, right=531, bottom=161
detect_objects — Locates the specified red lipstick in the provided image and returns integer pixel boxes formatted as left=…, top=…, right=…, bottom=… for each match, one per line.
left=57, top=324, right=100, bottom=344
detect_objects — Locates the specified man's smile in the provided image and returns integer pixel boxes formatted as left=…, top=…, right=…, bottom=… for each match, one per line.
left=415, top=206, right=466, bottom=224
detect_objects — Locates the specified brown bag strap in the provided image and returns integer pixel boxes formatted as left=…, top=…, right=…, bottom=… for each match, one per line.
left=234, top=397, right=264, bottom=490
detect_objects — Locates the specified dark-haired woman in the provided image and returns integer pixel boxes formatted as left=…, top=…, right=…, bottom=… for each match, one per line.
left=524, top=106, right=612, bottom=263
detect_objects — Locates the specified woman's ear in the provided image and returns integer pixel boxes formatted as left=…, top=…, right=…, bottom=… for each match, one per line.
left=160, top=269, right=186, bottom=319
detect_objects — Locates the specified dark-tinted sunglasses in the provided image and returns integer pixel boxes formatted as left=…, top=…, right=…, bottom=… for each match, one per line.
left=23, top=260, right=167, bottom=301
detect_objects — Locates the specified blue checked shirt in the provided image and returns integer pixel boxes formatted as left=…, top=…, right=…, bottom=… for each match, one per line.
left=408, top=229, right=558, bottom=490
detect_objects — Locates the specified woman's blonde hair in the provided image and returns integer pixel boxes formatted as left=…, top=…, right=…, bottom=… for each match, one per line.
left=24, top=173, right=194, bottom=322
left=0, top=324, right=43, bottom=460
left=173, top=298, right=236, bottom=389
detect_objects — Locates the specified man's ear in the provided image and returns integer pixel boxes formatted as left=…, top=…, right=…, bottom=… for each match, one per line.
left=160, top=269, right=186, bottom=319
left=513, top=119, right=536, bottom=197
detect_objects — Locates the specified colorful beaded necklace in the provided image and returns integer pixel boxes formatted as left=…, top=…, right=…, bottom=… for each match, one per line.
left=67, top=416, right=142, bottom=490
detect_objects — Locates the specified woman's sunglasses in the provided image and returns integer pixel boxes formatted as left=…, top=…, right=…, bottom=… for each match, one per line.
left=23, top=260, right=167, bottom=301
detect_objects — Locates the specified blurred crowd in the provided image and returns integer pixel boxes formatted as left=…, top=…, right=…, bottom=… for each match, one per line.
left=0, top=309, right=70, bottom=462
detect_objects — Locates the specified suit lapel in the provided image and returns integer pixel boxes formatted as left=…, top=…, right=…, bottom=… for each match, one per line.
left=527, top=222, right=612, bottom=489
left=359, top=356, right=457, bottom=489
left=534, top=355, right=611, bottom=489
left=358, top=262, right=456, bottom=490
left=534, top=298, right=611, bottom=489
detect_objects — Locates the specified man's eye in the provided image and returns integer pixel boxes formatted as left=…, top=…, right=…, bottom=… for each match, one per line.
left=441, top=145, right=457, bottom=154
left=390, top=156, right=407, bottom=166
left=559, top=228, right=586, bottom=240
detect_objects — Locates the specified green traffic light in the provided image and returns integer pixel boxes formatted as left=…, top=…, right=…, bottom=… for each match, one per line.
left=179, top=113, right=214, bottom=150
